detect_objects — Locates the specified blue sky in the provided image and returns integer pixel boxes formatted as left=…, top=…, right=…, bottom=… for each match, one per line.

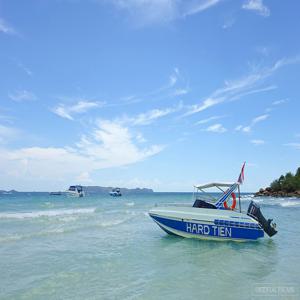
left=0, top=0, right=299, bottom=192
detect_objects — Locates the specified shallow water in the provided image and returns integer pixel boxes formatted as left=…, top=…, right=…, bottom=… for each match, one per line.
left=0, top=193, right=299, bottom=299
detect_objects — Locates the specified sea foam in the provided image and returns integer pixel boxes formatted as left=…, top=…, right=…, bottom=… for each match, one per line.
left=0, top=207, right=96, bottom=219
left=279, top=200, right=300, bottom=207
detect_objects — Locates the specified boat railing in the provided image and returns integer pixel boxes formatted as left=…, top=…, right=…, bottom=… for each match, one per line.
left=154, top=202, right=191, bottom=207
left=247, top=211, right=259, bottom=221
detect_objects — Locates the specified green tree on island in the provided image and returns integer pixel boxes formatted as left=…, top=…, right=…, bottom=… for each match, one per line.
left=270, top=167, right=300, bottom=193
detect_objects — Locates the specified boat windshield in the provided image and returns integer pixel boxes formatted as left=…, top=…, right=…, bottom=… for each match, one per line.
left=194, top=192, right=218, bottom=204
left=193, top=182, right=241, bottom=211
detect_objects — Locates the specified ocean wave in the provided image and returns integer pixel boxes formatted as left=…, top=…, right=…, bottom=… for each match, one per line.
left=99, top=218, right=129, bottom=228
left=125, top=202, right=135, bottom=207
left=98, top=210, right=139, bottom=228
left=236, top=194, right=300, bottom=208
left=0, top=235, right=23, bottom=243
left=240, top=194, right=254, bottom=199
left=251, top=198, right=300, bottom=208
left=279, top=200, right=300, bottom=207
left=0, top=209, right=137, bottom=244
left=0, top=226, right=72, bottom=243
left=0, top=207, right=96, bottom=219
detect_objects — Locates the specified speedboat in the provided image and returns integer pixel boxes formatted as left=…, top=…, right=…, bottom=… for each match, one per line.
left=109, top=188, right=122, bottom=197
left=66, top=185, right=84, bottom=197
left=149, top=164, right=277, bottom=242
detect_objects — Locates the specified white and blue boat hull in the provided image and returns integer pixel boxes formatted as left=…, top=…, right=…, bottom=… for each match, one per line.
left=149, top=206, right=264, bottom=242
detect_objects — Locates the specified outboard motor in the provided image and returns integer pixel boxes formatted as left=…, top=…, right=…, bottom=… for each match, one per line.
left=247, top=201, right=277, bottom=237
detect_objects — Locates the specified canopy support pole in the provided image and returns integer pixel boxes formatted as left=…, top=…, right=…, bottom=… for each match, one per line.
left=216, top=186, right=225, bottom=193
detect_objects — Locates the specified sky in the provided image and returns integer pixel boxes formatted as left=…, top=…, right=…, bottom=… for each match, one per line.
left=0, top=0, right=299, bottom=192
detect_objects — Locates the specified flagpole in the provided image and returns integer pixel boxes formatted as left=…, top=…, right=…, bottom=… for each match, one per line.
left=238, top=184, right=241, bottom=212
left=237, top=162, right=245, bottom=212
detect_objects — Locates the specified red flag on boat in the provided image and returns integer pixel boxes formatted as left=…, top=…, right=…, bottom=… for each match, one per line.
left=237, top=162, right=246, bottom=184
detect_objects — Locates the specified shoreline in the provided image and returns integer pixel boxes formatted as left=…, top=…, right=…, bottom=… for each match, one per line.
left=254, top=188, right=300, bottom=198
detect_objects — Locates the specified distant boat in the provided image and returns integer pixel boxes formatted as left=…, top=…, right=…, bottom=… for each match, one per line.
left=66, top=185, right=85, bottom=197
left=49, top=192, right=63, bottom=196
left=109, top=188, right=122, bottom=197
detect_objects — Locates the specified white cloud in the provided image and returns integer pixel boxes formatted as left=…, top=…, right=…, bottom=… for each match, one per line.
left=0, top=120, right=164, bottom=189
left=242, top=0, right=270, bottom=17
left=195, top=115, right=225, bottom=125
left=110, top=0, right=178, bottom=24
left=183, top=98, right=223, bottom=116
left=136, top=133, right=147, bottom=143
left=17, top=63, right=33, bottom=76
left=108, top=0, right=221, bottom=25
left=265, top=98, right=288, bottom=113
left=247, top=162, right=258, bottom=167
left=168, top=69, right=190, bottom=97
left=272, top=99, right=288, bottom=106
left=284, top=143, right=300, bottom=150
left=0, top=18, right=15, bottom=35
left=265, top=107, right=272, bottom=113
left=52, top=100, right=103, bottom=120
left=125, top=103, right=182, bottom=126
left=76, top=171, right=93, bottom=183
left=229, top=85, right=277, bottom=102
left=8, top=90, right=37, bottom=102
left=130, top=107, right=176, bottom=126
left=119, top=68, right=187, bottom=106
left=53, top=106, right=73, bottom=120
left=205, top=123, right=227, bottom=133
left=0, top=114, right=13, bottom=123
left=250, top=139, right=265, bottom=145
left=77, top=119, right=165, bottom=168
left=271, top=56, right=300, bottom=71
left=181, top=0, right=221, bottom=17
left=0, top=124, right=20, bottom=144
left=222, top=18, right=235, bottom=30
left=236, top=114, right=269, bottom=133
left=0, top=147, right=91, bottom=184
left=173, top=88, right=189, bottom=96
left=256, top=46, right=270, bottom=56
left=252, top=114, right=269, bottom=124
left=169, top=73, right=178, bottom=87
left=241, top=126, right=251, bottom=133
left=182, top=57, right=299, bottom=117
left=168, top=68, right=183, bottom=88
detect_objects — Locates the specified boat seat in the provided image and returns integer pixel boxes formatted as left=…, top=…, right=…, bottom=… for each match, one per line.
left=193, top=199, right=216, bottom=209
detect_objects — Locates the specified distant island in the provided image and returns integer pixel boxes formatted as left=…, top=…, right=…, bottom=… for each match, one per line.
left=83, top=186, right=154, bottom=195
left=0, top=186, right=154, bottom=195
left=255, top=167, right=300, bottom=197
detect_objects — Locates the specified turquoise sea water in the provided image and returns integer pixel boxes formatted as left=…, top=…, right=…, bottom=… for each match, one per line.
left=0, top=193, right=299, bottom=300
